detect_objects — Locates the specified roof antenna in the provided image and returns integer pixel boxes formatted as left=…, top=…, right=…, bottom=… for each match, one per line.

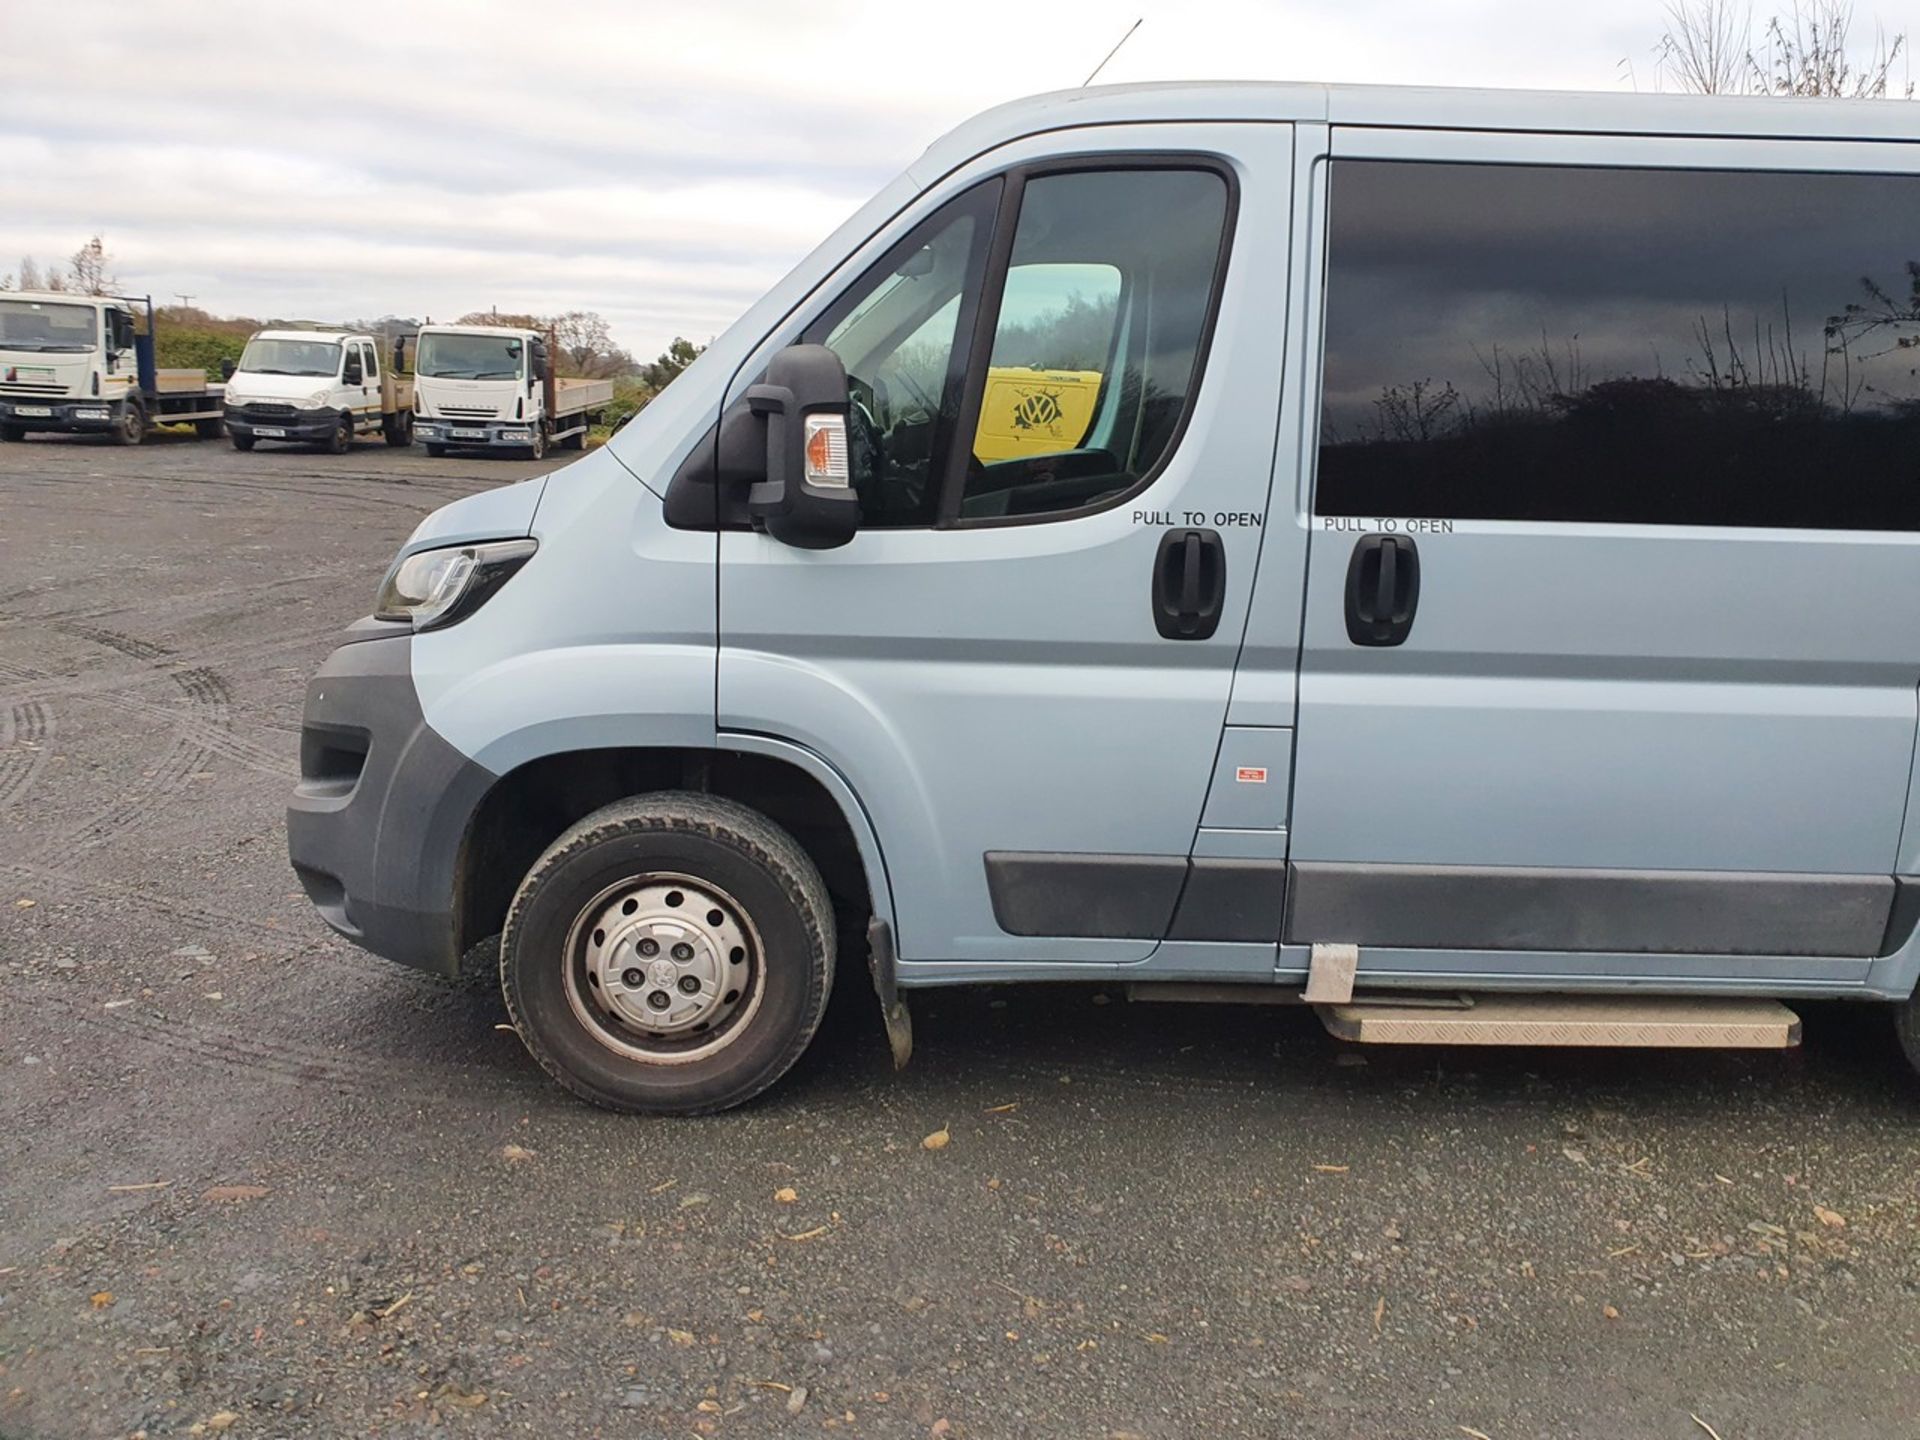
left=1083, top=17, right=1142, bottom=87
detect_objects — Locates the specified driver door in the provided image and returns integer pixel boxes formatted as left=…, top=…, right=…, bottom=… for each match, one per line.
left=718, top=125, right=1294, bottom=967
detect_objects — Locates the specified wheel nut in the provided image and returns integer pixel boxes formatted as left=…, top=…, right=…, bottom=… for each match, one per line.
left=671, top=942, right=694, bottom=961
left=638, top=938, right=660, bottom=957
left=621, top=968, right=644, bottom=988
left=645, top=990, right=671, bottom=1011
left=677, top=974, right=701, bottom=995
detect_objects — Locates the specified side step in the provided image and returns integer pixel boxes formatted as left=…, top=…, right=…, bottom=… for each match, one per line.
left=1317, top=994, right=1801, bottom=1049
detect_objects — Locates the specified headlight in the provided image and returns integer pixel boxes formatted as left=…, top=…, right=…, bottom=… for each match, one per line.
left=374, top=538, right=536, bottom=631
left=306, top=389, right=333, bottom=408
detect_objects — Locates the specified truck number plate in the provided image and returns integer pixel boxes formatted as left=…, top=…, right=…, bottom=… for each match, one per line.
left=451, top=427, right=488, bottom=440
left=253, top=426, right=287, bottom=438
left=14, top=405, right=52, bottom=417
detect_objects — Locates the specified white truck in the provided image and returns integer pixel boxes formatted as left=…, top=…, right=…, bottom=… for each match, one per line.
left=222, top=328, right=415, bottom=453
left=0, top=291, right=225, bottom=445
left=411, top=324, right=613, bottom=459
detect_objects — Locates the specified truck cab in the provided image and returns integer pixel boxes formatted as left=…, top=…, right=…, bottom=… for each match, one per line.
left=223, top=328, right=415, bottom=453
left=288, top=81, right=1920, bottom=1115
left=412, top=324, right=610, bottom=460
left=0, top=291, right=224, bottom=445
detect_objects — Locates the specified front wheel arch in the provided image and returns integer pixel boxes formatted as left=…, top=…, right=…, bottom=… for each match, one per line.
left=455, top=745, right=883, bottom=966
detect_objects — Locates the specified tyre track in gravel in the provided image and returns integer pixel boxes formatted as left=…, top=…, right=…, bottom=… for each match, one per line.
left=0, top=561, right=368, bottom=637
left=36, top=627, right=232, bottom=855
left=0, top=617, right=340, bottom=714
left=0, top=698, right=54, bottom=810
left=0, top=858, right=500, bottom=1032
left=136, top=468, right=480, bottom=517
left=12, top=986, right=523, bottom=1102
left=0, top=858, right=328, bottom=955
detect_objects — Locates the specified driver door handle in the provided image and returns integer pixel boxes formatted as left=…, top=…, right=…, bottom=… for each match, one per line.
left=1152, top=528, right=1225, bottom=640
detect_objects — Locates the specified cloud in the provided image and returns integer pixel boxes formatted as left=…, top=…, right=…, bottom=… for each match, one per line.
left=6, top=0, right=1914, bottom=358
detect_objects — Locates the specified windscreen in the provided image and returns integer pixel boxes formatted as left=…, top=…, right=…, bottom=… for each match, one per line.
left=237, top=337, right=341, bottom=377
left=0, top=299, right=97, bottom=352
left=416, top=332, right=523, bottom=380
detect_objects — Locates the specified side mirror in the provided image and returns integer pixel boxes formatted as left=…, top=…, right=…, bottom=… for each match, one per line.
left=220, top=358, right=236, bottom=381
left=744, top=344, right=859, bottom=550
left=392, top=336, right=406, bottom=371
left=343, top=358, right=363, bottom=386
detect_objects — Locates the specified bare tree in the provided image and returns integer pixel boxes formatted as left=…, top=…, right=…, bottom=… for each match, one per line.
left=549, top=310, right=634, bottom=378
left=17, top=256, right=43, bottom=291
left=1658, top=0, right=1754, bottom=92
left=1656, top=1, right=1911, bottom=95
left=1752, top=1, right=1910, bottom=95
left=67, top=235, right=117, bottom=296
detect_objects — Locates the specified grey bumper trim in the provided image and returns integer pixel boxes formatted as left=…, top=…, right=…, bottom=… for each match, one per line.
left=286, top=634, right=496, bottom=975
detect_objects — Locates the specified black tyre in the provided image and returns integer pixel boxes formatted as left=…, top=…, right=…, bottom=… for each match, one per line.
left=0, top=424, right=25, bottom=443
left=195, top=417, right=226, bottom=440
left=525, top=424, right=548, bottom=461
left=383, top=411, right=414, bottom=447
left=1896, top=1000, right=1920, bottom=1079
left=501, top=793, right=835, bottom=1115
left=231, top=433, right=256, bottom=452
left=110, top=400, right=145, bottom=447
left=326, top=413, right=352, bottom=454
left=425, top=442, right=447, bottom=458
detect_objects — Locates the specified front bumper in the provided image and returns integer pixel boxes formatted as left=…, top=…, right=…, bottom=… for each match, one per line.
left=0, top=396, right=119, bottom=431
left=226, top=403, right=339, bottom=442
left=415, top=417, right=538, bottom=449
left=286, top=629, right=497, bottom=975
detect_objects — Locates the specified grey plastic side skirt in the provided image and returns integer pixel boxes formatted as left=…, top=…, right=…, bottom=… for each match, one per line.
left=984, top=853, right=1288, bottom=943
left=985, top=853, right=1189, bottom=939
left=984, top=852, right=1900, bottom=958
left=1287, top=862, right=1895, bottom=959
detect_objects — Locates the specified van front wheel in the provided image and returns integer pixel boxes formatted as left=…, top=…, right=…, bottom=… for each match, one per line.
left=1896, top=998, right=1920, bottom=1078
left=501, top=793, right=835, bottom=1115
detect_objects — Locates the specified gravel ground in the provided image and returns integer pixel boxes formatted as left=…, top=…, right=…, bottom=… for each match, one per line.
left=1, top=431, right=1918, bottom=1440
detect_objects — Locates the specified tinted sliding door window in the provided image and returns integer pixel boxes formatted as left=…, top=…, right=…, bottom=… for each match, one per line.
left=1317, top=160, right=1920, bottom=530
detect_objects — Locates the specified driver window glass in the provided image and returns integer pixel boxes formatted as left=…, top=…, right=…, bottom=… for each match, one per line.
left=809, top=180, right=1000, bottom=527
left=958, top=168, right=1229, bottom=522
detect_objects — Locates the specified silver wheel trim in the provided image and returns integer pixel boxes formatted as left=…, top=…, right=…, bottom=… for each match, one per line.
left=561, top=872, right=764, bottom=1065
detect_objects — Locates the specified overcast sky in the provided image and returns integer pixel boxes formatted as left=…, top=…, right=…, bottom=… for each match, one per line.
left=4, top=1, right=1916, bottom=360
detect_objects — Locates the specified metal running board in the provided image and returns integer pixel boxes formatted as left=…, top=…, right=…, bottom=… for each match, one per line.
left=1317, top=994, right=1801, bottom=1049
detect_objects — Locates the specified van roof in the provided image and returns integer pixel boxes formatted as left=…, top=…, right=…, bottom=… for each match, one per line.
left=916, top=80, right=1920, bottom=178
left=253, top=328, right=353, bottom=344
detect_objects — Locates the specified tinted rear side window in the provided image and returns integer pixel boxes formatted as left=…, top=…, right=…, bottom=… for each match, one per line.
left=1316, top=159, right=1920, bottom=530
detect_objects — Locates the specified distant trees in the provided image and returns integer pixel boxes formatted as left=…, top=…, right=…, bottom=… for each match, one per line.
left=68, top=236, right=116, bottom=296
left=1656, top=1, right=1912, bottom=96
left=638, top=337, right=704, bottom=391
left=2, top=240, right=117, bottom=295
left=7, top=254, right=64, bottom=292
left=452, top=307, right=634, bottom=379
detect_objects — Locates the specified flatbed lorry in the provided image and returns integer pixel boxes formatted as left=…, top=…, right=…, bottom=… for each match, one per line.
left=222, top=329, right=415, bottom=453
left=411, top=324, right=612, bottom=460
left=0, top=292, right=224, bottom=444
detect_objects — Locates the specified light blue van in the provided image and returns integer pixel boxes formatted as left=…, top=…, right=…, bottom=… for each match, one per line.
left=288, top=82, right=1920, bottom=1112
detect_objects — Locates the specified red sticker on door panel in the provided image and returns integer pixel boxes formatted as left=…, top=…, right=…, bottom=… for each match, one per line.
left=1235, top=766, right=1268, bottom=783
